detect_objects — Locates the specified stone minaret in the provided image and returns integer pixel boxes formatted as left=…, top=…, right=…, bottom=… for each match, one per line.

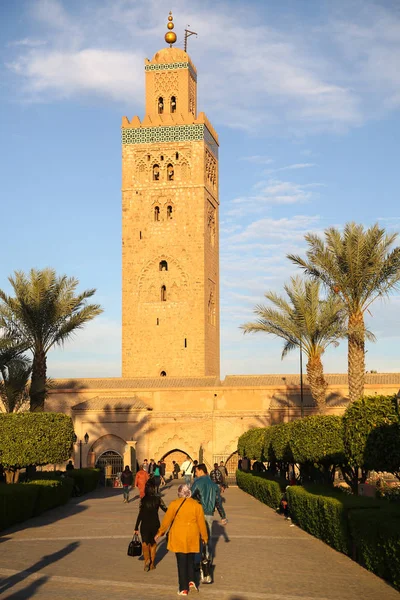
left=121, top=13, right=220, bottom=378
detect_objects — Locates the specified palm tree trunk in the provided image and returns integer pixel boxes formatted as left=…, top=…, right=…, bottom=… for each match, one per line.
left=30, top=348, right=47, bottom=412
left=348, top=311, right=365, bottom=402
left=306, top=355, right=328, bottom=413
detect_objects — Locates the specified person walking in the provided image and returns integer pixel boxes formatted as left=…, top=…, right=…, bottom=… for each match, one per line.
left=148, top=458, right=156, bottom=476
left=180, top=455, right=193, bottom=486
left=155, top=484, right=208, bottom=596
left=159, top=460, right=166, bottom=486
left=142, top=459, right=149, bottom=473
left=219, top=461, right=229, bottom=489
left=153, top=461, right=161, bottom=494
left=135, top=464, right=150, bottom=499
left=210, top=463, right=224, bottom=491
left=120, top=465, right=133, bottom=503
left=191, top=463, right=227, bottom=560
left=134, top=480, right=167, bottom=571
left=191, top=460, right=198, bottom=480
left=173, top=461, right=180, bottom=479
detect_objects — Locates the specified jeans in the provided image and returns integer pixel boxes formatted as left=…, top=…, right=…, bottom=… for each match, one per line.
left=184, top=474, right=192, bottom=486
left=195, top=514, right=213, bottom=564
left=176, top=552, right=195, bottom=592
left=123, top=485, right=129, bottom=501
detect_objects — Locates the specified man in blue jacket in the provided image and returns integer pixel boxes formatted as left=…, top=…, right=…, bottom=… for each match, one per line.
left=191, top=463, right=227, bottom=560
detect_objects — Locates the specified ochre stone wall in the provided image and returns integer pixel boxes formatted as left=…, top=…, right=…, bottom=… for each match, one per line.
left=46, top=375, right=400, bottom=469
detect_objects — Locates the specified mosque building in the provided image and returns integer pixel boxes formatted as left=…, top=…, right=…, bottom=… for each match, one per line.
left=47, top=15, right=400, bottom=478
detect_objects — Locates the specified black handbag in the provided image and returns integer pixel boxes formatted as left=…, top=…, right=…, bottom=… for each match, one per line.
left=166, top=498, right=186, bottom=542
left=127, top=533, right=142, bottom=557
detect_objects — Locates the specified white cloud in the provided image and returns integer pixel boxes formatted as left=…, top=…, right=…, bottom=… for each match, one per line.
left=5, top=0, right=368, bottom=132
left=8, top=49, right=144, bottom=101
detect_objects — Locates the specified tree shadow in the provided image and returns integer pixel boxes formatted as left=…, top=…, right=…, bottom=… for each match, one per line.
left=0, top=541, right=79, bottom=595
left=1, top=503, right=88, bottom=536
left=3, top=575, right=48, bottom=599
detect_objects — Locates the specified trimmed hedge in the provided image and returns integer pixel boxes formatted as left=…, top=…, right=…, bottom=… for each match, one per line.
left=286, top=485, right=381, bottom=555
left=66, top=468, right=100, bottom=493
left=349, top=507, right=400, bottom=591
left=0, top=484, right=38, bottom=531
left=0, top=412, right=74, bottom=469
left=28, top=478, right=74, bottom=515
left=236, top=470, right=281, bottom=509
left=343, top=395, right=400, bottom=475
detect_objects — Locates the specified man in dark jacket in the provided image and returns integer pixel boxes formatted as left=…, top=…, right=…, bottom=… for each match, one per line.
left=191, top=463, right=227, bottom=560
left=120, top=465, right=133, bottom=503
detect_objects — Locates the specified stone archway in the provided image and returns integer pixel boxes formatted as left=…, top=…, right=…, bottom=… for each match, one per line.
left=89, top=434, right=127, bottom=464
left=160, top=448, right=193, bottom=479
left=225, top=450, right=239, bottom=476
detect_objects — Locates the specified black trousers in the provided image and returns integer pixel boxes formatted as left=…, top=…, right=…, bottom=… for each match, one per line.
left=176, top=552, right=195, bottom=592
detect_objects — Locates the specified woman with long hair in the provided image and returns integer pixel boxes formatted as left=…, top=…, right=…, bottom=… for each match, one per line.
left=134, top=480, right=167, bottom=571
left=155, top=484, right=208, bottom=596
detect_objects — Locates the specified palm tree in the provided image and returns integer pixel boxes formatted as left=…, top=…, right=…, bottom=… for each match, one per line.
left=241, top=277, right=345, bottom=412
left=0, top=356, right=31, bottom=413
left=288, top=222, right=400, bottom=402
left=0, top=268, right=103, bottom=411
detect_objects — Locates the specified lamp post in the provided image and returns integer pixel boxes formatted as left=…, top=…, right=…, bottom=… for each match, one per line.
left=299, top=340, right=304, bottom=418
left=73, top=432, right=89, bottom=469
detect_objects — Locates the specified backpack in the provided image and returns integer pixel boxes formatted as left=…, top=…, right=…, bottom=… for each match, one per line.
left=211, top=469, right=223, bottom=484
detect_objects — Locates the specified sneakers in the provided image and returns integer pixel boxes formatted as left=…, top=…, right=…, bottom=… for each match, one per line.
left=177, top=591, right=188, bottom=596
left=189, top=581, right=199, bottom=591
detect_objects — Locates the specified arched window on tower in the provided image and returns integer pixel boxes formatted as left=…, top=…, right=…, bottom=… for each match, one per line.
left=167, top=164, right=174, bottom=181
left=167, top=205, right=173, bottom=219
left=160, top=370, right=167, bottom=377
left=154, top=206, right=160, bottom=221
left=159, top=260, right=168, bottom=271
left=153, top=164, right=160, bottom=181
left=161, top=285, right=167, bottom=302
left=171, top=96, right=177, bottom=113
left=158, top=97, right=164, bottom=114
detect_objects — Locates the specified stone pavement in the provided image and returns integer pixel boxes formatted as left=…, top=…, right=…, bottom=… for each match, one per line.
left=0, top=481, right=398, bottom=600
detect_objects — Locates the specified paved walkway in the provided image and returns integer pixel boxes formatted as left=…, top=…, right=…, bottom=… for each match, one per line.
left=0, top=481, right=398, bottom=600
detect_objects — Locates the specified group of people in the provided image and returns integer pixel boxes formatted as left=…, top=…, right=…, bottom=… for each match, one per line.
left=120, top=458, right=167, bottom=503
left=133, top=460, right=228, bottom=596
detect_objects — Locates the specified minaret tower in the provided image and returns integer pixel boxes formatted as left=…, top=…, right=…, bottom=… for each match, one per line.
left=121, top=14, right=220, bottom=378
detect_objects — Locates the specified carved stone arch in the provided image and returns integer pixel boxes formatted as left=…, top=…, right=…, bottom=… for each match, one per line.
left=222, top=437, right=239, bottom=456
left=136, top=161, right=147, bottom=184
left=180, top=159, right=190, bottom=182
left=138, top=255, right=189, bottom=299
left=154, top=434, right=196, bottom=461
left=89, top=434, right=127, bottom=458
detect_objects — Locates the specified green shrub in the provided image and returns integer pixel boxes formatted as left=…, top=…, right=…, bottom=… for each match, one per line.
left=271, top=422, right=294, bottom=464
left=0, top=483, right=39, bottom=531
left=66, top=468, right=100, bottom=493
left=343, top=395, right=400, bottom=475
left=0, top=412, right=74, bottom=470
left=349, top=507, right=400, bottom=591
left=236, top=470, right=281, bottom=509
left=238, top=428, right=268, bottom=460
left=27, top=478, right=74, bottom=515
left=290, top=415, right=345, bottom=465
left=286, top=484, right=381, bottom=555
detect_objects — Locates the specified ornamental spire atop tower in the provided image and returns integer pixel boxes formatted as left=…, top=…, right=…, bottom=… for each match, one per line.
left=165, top=11, right=177, bottom=47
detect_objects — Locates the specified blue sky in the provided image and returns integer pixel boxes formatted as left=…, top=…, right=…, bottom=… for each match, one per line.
left=1, top=0, right=400, bottom=378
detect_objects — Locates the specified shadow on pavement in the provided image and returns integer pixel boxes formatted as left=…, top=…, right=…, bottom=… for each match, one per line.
left=154, top=537, right=169, bottom=566
left=0, top=541, right=79, bottom=596
left=3, top=575, right=48, bottom=599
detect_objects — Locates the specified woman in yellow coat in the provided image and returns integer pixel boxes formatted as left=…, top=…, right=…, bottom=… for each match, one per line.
left=155, top=484, right=208, bottom=596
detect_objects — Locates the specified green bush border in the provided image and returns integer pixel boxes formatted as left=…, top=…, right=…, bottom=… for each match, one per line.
left=236, top=470, right=282, bottom=509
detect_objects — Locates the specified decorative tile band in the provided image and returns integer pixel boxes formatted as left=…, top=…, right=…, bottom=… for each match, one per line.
left=145, top=61, right=197, bottom=81
left=122, top=124, right=218, bottom=157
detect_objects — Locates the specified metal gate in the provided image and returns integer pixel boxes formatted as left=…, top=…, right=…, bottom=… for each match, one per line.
left=213, top=452, right=239, bottom=484
left=96, top=451, right=123, bottom=486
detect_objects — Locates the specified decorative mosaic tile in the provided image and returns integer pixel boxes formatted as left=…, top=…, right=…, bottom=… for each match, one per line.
left=122, top=124, right=218, bottom=157
left=145, top=62, right=197, bottom=81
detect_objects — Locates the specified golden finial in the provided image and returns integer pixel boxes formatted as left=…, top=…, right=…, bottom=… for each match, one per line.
left=165, top=11, right=177, bottom=46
